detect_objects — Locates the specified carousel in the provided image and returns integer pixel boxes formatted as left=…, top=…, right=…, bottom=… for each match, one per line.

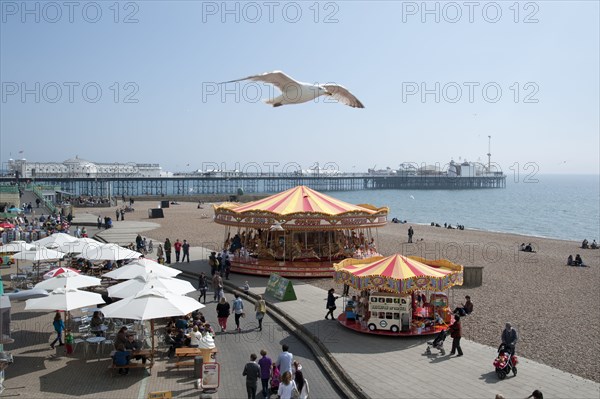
left=333, top=254, right=463, bottom=336
left=213, top=186, right=389, bottom=277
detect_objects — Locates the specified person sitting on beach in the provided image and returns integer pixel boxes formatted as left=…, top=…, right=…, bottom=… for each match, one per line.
left=591, top=240, right=598, bottom=249
left=453, top=295, right=473, bottom=316
left=574, top=254, right=584, bottom=266
left=524, top=243, right=535, bottom=253
left=520, top=243, right=526, bottom=251
left=567, top=255, right=574, bottom=266
left=581, top=239, right=589, bottom=249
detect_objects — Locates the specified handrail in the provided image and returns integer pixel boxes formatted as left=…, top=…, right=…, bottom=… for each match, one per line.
left=29, top=185, right=57, bottom=214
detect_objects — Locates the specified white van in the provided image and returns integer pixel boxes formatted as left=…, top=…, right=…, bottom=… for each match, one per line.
left=367, top=292, right=412, bottom=333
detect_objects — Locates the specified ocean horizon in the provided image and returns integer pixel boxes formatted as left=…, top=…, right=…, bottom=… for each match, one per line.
left=327, top=174, right=600, bottom=243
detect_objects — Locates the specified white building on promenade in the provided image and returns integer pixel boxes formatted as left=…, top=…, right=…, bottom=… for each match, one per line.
left=6, top=156, right=162, bottom=178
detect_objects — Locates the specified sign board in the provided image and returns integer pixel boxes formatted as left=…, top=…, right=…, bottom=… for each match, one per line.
left=201, top=362, right=220, bottom=389
left=265, top=274, right=297, bottom=301
left=148, top=391, right=172, bottom=399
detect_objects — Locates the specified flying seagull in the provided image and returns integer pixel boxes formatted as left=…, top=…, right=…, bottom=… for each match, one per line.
left=220, top=71, right=365, bottom=108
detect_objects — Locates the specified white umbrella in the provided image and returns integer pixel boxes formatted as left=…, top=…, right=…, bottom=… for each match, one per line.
left=58, top=237, right=102, bottom=254
left=102, top=285, right=204, bottom=353
left=80, top=243, right=141, bottom=261
left=107, top=275, right=195, bottom=298
left=34, top=233, right=78, bottom=249
left=25, top=287, right=105, bottom=311
left=1, top=241, right=35, bottom=252
left=12, top=248, right=66, bottom=262
left=35, top=270, right=102, bottom=291
left=6, top=288, right=50, bottom=300
left=104, top=258, right=181, bottom=280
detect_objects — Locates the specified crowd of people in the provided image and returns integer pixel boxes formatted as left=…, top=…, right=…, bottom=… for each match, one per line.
left=242, top=345, right=309, bottom=399
left=430, top=222, right=465, bottom=230
left=0, top=211, right=72, bottom=244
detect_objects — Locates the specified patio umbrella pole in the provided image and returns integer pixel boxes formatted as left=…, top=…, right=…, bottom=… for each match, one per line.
left=151, top=319, right=155, bottom=363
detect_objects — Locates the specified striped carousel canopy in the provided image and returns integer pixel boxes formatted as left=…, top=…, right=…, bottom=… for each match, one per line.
left=334, top=254, right=463, bottom=293
left=213, top=186, right=388, bottom=230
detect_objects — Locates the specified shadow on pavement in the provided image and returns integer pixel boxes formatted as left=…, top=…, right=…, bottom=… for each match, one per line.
left=39, top=359, right=140, bottom=395
left=479, top=370, right=503, bottom=384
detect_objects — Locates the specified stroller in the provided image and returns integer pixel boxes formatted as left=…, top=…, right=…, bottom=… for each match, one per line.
left=425, top=329, right=447, bottom=355
left=494, top=343, right=518, bottom=379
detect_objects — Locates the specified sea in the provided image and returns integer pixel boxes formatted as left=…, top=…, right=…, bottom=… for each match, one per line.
left=328, top=174, right=600, bottom=242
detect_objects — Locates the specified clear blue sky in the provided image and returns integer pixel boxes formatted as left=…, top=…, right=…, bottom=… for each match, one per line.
left=1, top=1, right=598, bottom=175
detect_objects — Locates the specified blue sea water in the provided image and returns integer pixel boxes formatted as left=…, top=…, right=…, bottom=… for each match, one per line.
left=328, top=175, right=600, bottom=242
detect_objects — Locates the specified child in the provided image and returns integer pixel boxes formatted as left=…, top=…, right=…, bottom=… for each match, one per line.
left=243, top=281, right=250, bottom=294
left=270, top=364, right=281, bottom=395
left=65, top=328, right=74, bottom=355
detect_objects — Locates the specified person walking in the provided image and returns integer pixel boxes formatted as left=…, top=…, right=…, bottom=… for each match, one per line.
left=115, top=209, right=120, bottom=221
left=242, top=353, right=261, bottom=399
left=276, top=344, right=293, bottom=376
left=50, top=311, right=65, bottom=349
left=216, top=297, right=231, bottom=332
left=277, top=371, right=297, bottom=399
left=97, top=216, right=102, bottom=229
left=182, top=239, right=190, bottom=263
left=209, top=252, right=218, bottom=276
left=527, top=390, right=544, bottom=399
left=258, top=350, right=272, bottom=399
left=198, top=272, right=208, bottom=304
left=325, top=288, right=339, bottom=320
left=232, top=293, right=245, bottom=333
left=212, top=273, right=223, bottom=301
left=120, top=208, right=125, bottom=221
left=408, top=226, right=414, bottom=243
left=174, top=239, right=182, bottom=262
left=501, top=322, right=518, bottom=355
left=294, top=370, right=310, bottom=399
left=448, top=315, right=463, bottom=357
left=255, top=295, right=267, bottom=331
left=164, top=238, right=172, bottom=264
left=156, top=243, right=164, bottom=263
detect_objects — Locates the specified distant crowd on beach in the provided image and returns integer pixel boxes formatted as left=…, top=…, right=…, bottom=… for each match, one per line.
left=430, top=222, right=465, bottom=230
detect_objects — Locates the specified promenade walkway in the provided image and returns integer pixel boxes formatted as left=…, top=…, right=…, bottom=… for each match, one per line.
left=74, top=213, right=600, bottom=398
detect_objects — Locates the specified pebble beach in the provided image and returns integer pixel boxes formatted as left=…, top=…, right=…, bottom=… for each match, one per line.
left=94, top=200, right=600, bottom=382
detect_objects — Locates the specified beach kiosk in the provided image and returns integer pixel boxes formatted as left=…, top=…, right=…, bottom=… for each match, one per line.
left=334, top=254, right=463, bottom=336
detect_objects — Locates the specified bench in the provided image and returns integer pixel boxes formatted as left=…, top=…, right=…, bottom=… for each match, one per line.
left=109, top=361, right=154, bottom=376
left=171, top=347, right=218, bottom=371
left=172, top=361, right=194, bottom=370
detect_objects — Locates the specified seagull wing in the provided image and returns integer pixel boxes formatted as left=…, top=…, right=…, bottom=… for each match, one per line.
left=321, top=84, right=365, bottom=108
left=220, top=71, right=300, bottom=92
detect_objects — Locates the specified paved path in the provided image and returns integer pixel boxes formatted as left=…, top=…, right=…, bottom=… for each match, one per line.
left=70, top=212, right=600, bottom=398
left=173, top=265, right=600, bottom=399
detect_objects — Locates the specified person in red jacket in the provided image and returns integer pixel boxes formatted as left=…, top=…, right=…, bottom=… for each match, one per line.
left=448, top=315, right=463, bottom=357
left=174, top=239, right=182, bottom=262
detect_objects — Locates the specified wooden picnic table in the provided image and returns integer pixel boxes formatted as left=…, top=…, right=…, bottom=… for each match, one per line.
left=174, top=347, right=218, bottom=370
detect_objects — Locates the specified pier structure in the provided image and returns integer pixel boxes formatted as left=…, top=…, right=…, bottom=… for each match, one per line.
left=0, top=174, right=505, bottom=197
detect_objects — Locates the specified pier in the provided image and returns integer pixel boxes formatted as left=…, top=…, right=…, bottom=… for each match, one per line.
left=0, top=174, right=505, bottom=197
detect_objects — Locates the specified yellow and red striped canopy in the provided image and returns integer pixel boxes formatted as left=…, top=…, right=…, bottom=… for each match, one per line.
left=214, top=186, right=388, bottom=230
left=334, top=254, right=463, bottom=293
left=229, top=186, right=379, bottom=215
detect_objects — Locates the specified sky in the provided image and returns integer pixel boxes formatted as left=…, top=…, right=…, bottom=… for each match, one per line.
left=1, top=0, right=598, bottom=175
